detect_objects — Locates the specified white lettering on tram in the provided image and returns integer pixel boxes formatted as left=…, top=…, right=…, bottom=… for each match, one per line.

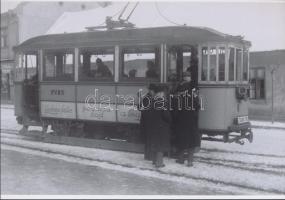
left=84, top=88, right=204, bottom=111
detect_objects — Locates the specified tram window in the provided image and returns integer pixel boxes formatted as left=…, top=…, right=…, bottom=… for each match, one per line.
left=24, top=54, right=37, bottom=80
left=121, top=47, right=160, bottom=81
left=243, top=50, right=249, bottom=81
left=228, top=47, right=235, bottom=81
left=183, top=52, right=191, bottom=72
left=43, top=50, right=74, bottom=81
left=209, top=47, right=217, bottom=81
left=218, top=47, right=225, bottom=81
left=167, top=51, right=177, bottom=81
left=15, top=54, right=24, bottom=81
left=236, top=49, right=242, bottom=81
left=79, top=49, right=114, bottom=81
left=167, top=48, right=192, bottom=82
left=201, top=47, right=208, bottom=81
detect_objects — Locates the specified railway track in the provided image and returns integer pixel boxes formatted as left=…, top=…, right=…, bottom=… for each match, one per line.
left=1, top=128, right=285, bottom=176
left=1, top=128, right=285, bottom=195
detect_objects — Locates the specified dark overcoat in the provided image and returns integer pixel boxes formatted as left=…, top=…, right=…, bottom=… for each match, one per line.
left=172, top=82, right=201, bottom=150
left=140, top=98, right=172, bottom=153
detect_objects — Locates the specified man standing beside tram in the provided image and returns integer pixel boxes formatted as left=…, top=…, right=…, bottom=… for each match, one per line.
left=138, top=84, right=172, bottom=168
left=171, top=71, right=201, bottom=167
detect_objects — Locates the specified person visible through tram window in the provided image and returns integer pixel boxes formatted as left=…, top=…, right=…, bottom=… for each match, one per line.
left=95, top=58, right=112, bottom=78
left=128, top=69, right=137, bottom=78
left=145, top=61, right=159, bottom=79
left=172, top=71, right=201, bottom=167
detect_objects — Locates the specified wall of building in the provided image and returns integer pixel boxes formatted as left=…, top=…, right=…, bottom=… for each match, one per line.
left=249, top=50, right=285, bottom=122
left=1, top=11, right=19, bottom=61
left=1, top=1, right=101, bottom=102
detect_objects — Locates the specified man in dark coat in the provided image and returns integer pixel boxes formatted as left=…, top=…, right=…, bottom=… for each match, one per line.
left=140, top=85, right=172, bottom=168
left=138, top=84, right=156, bottom=161
left=172, top=71, right=201, bottom=166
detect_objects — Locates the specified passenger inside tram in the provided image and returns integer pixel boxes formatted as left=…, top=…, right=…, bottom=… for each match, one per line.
left=79, top=51, right=114, bottom=81
left=95, top=58, right=112, bottom=78
left=128, top=69, right=137, bottom=78
left=145, top=61, right=159, bottom=78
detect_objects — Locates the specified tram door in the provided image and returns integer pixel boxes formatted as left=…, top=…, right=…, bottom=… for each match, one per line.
left=22, top=53, right=39, bottom=119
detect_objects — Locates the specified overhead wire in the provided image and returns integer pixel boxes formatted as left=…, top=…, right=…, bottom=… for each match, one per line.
left=154, top=2, right=185, bottom=26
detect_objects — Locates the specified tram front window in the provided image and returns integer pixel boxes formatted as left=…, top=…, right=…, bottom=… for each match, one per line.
left=218, top=47, right=225, bottom=81
left=201, top=47, right=208, bottom=81
left=243, top=50, right=249, bottom=81
left=79, top=48, right=114, bottom=81
left=43, top=50, right=74, bottom=81
left=229, top=47, right=235, bottom=81
left=209, top=47, right=217, bottom=81
left=236, top=49, right=242, bottom=81
left=121, top=46, right=160, bottom=81
left=24, top=54, right=37, bottom=80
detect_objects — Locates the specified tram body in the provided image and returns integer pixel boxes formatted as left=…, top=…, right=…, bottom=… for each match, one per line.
left=13, top=26, right=252, bottom=144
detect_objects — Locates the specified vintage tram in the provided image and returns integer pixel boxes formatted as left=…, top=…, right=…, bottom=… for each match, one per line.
left=13, top=26, right=253, bottom=147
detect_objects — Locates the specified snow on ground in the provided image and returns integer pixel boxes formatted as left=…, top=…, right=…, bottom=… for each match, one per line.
left=1, top=106, right=285, bottom=194
left=202, top=128, right=285, bottom=157
left=1, top=144, right=254, bottom=195
left=251, top=120, right=285, bottom=129
left=2, top=134, right=285, bottom=194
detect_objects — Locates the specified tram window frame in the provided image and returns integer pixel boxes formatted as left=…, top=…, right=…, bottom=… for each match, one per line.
left=43, top=49, right=75, bottom=82
left=201, top=46, right=208, bottom=81
left=200, top=45, right=227, bottom=83
left=166, top=45, right=193, bottom=82
left=243, top=49, right=249, bottom=82
left=15, top=53, right=38, bottom=81
left=236, top=48, right=242, bottom=81
left=228, top=47, right=235, bottom=82
left=78, top=47, right=115, bottom=82
left=218, top=46, right=226, bottom=82
left=209, top=46, right=217, bottom=81
left=15, top=54, right=25, bottom=81
left=120, top=45, right=161, bottom=82
left=24, top=53, right=38, bottom=80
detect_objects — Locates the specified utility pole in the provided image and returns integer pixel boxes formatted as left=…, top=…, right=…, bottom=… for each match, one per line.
left=270, top=64, right=280, bottom=124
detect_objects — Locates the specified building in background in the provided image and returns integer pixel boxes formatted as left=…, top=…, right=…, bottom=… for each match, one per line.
left=1, top=1, right=104, bottom=102
left=249, top=50, right=285, bottom=122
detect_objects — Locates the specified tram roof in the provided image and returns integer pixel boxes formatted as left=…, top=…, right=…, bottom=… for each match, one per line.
left=15, top=26, right=251, bottom=52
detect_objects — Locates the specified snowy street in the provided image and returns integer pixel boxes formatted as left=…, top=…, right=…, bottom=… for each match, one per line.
left=1, top=106, right=285, bottom=195
left=2, top=149, right=227, bottom=195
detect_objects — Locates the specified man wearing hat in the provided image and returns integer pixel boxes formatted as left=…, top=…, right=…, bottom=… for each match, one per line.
left=138, top=83, right=156, bottom=160
left=172, top=71, right=201, bottom=166
left=139, top=84, right=172, bottom=168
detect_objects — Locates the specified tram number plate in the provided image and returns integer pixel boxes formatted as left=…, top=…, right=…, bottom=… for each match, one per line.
left=237, top=116, right=249, bottom=124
